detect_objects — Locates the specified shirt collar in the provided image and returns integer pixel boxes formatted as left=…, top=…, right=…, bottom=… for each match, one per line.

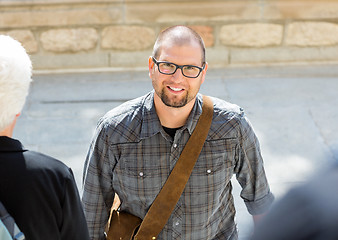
left=139, top=91, right=203, bottom=139
left=140, top=91, right=162, bottom=139
left=0, top=136, right=26, bottom=152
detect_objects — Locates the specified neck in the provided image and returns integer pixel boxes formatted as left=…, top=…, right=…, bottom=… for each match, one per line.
left=0, top=126, right=14, bottom=138
left=154, top=94, right=195, bottom=128
left=0, top=116, right=18, bottom=138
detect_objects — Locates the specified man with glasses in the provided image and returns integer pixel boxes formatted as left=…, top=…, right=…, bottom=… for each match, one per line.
left=82, top=25, right=274, bottom=240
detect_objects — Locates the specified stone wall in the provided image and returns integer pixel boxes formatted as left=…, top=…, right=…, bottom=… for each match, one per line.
left=1, top=0, right=338, bottom=71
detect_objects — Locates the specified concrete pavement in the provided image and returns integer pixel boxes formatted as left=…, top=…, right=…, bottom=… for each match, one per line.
left=14, top=64, right=338, bottom=239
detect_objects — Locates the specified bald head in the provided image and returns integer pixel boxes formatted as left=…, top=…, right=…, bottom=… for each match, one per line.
left=152, top=26, right=206, bottom=64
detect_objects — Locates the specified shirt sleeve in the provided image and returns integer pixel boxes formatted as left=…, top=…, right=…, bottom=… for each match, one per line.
left=61, top=168, right=90, bottom=240
left=234, top=115, right=274, bottom=215
left=82, top=119, right=115, bottom=240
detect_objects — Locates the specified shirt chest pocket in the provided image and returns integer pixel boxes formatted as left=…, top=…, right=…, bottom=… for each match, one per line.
left=187, top=138, right=238, bottom=192
left=113, top=142, right=168, bottom=200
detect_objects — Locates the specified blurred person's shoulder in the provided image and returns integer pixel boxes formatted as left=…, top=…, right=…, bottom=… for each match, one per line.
left=24, top=150, right=72, bottom=173
left=252, top=161, right=338, bottom=240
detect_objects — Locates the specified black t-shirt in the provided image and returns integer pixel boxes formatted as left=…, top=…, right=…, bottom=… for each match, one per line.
left=162, top=126, right=182, bottom=139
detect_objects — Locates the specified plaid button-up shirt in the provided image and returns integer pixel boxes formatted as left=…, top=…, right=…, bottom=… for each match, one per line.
left=82, top=91, right=274, bottom=240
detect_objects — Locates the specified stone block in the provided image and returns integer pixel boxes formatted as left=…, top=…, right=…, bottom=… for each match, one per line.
left=125, top=1, right=315, bottom=23
left=205, top=46, right=230, bottom=68
left=286, top=22, right=338, bottom=47
left=3, top=0, right=122, bottom=3
left=230, top=46, right=338, bottom=64
left=125, top=1, right=263, bottom=24
left=0, top=8, right=122, bottom=28
left=30, top=52, right=109, bottom=70
left=101, top=26, right=155, bottom=51
left=109, top=50, right=152, bottom=67
left=272, top=1, right=338, bottom=20
left=220, top=23, right=283, bottom=47
left=0, top=30, right=38, bottom=53
left=189, top=25, right=214, bottom=47
left=40, top=28, right=98, bottom=52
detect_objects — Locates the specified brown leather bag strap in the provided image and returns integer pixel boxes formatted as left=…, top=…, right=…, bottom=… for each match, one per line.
left=134, top=95, right=214, bottom=240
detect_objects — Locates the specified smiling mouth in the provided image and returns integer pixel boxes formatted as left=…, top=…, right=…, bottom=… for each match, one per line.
left=168, top=86, right=184, bottom=92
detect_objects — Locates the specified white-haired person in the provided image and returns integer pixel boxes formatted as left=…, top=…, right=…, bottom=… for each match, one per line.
left=0, top=35, right=90, bottom=240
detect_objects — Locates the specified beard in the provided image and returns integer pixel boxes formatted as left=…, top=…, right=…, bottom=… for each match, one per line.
left=157, top=88, right=190, bottom=108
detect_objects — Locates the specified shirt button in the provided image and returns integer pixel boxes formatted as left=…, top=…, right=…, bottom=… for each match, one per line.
left=207, top=169, right=212, bottom=174
left=173, top=143, right=178, bottom=148
left=175, top=222, right=180, bottom=226
left=139, top=172, right=144, bottom=177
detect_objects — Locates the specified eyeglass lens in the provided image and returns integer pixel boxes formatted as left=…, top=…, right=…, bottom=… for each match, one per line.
left=158, top=62, right=201, bottom=78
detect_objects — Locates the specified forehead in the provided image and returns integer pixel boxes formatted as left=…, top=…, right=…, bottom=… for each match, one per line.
left=157, top=40, right=203, bottom=64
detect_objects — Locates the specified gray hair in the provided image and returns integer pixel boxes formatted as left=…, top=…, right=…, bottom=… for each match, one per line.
left=0, top=35, right=32, bottom=132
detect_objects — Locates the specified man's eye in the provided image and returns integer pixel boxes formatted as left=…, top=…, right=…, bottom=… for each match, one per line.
left=185, top=66, right=195, bottom=70
left=163, top=63, right=174, bottom=68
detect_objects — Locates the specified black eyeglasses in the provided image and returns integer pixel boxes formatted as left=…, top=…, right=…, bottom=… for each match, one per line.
left=152, top=57, right=205, bottom=78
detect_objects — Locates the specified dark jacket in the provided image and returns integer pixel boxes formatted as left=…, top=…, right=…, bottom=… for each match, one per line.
left=252, top=162, right=338, bottom=240
left=0, top=136, right=89, bottom=240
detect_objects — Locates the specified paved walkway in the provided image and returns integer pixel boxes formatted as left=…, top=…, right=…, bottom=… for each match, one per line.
left=15, top=64, right=338, bottom=239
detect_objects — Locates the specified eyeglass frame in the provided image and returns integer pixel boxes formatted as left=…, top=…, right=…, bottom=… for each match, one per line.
left=152, top=57, right=205, bottom=78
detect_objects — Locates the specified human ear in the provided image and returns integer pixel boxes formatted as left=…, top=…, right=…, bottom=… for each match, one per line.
left=200, top=62, right=208, bottom=84
left=148, top=56, right=155, bottom=78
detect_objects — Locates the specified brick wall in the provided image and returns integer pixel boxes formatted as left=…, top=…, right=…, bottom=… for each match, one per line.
left=1, top=0, right=338, bottom=71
